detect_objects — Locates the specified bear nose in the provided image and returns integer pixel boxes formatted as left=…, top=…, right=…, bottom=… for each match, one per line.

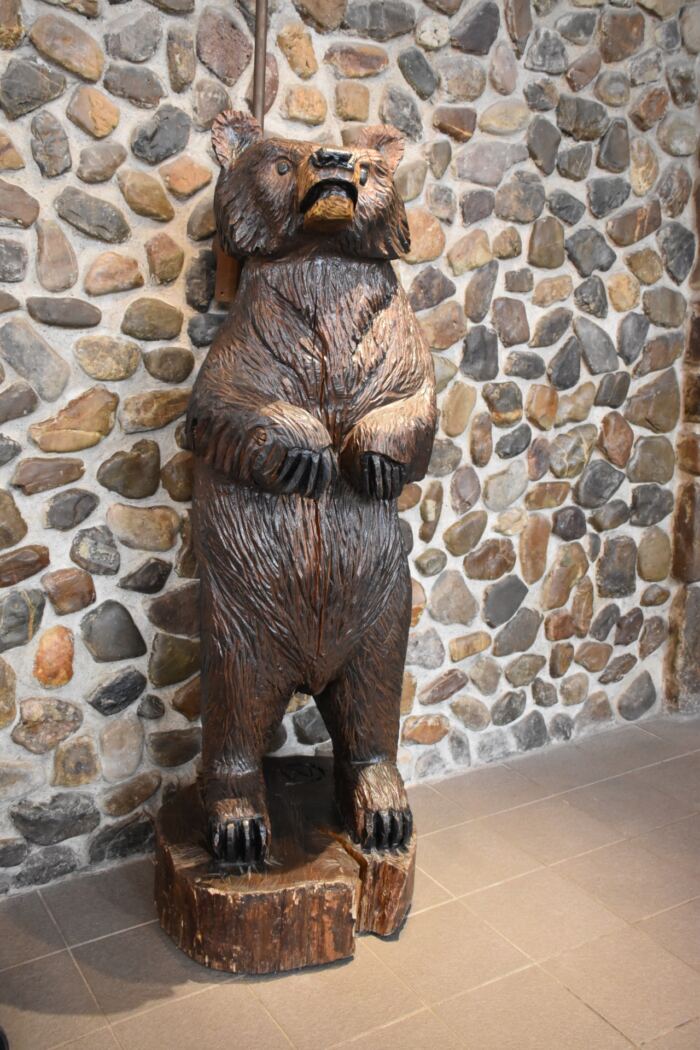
left=310, top=148, right=354, bottom=171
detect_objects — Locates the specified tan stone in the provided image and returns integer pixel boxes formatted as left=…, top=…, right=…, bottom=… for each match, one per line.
left=575, top=641, right=612, bottom=673
left=67, top=86, right=119, bottom=139
left=450, top=694, right=491, bottom=731
left=172, top=676, right=201, bottom=721
left=12, top=457, right=84, bottom=495
left=441, top=381, right=475, bottom=437
left=324, top=42, right=388, bottom=77
left=42, top=567, right=95, bottom=615
left=36, top=220, right=77, bottom=293
left=519, top=513, right=550, bottom=584
left=400, top=672, right=416, bottom=715
left=0, top=0, right=22, bottom=49
left=284, top=85, right=327, bottom=125
left=0, top=656, right=16, bottom=730
left=0, top=132, right=24, bottom=172
left=598, top=411, right=633, bottom=467
left=101, top=770, right=161, bottom=816
left=494, top=507, right=528, bottom=535
left=0, top=545, right=49, bottom=587
left=53, top=734, right=99, bottom=786
left=525, top=483, right=570, bottom=511
left=532, top=275, right=573, bottom=307
left=629, top=138, right=658, bottom=197
left=29, top=14, right=104, bottom=82
left=637, top=526, right=671, bottom=582
left=335, top=82, right=369, bottom=121
left=146, top=232, right=184, bottom=283
left=84, top=252, right=144, bottom=296
left=526, top=385, right=558, bottom=431
left=0, top=490, right=27, bottom=550
left=492, top=226, right=522, bottom=260
left=572, top=577, right=593, bottom=638
left=626, top=247, right=663, bottom=285
left=159, top=155, right=212, bottom=199
left=12, top=697, right=82, bottom=754
left=420, top=301, right=466, bottom=351
left=463, top=538, right=516, bottom=580
left=29, top=387, right=118, bottom=452
left=277, top=22, right=318, bottom=79
left=478, top=99, right=529, bottom=134
left=545, top=611, right=575, bottom=641
left=447, top=229, right=492, bottom=275
left=117, top=170, right=174, bottom=222
left=555, top=382, right=596, bottom=426
left=120, top=388, right=189, bottom=433
left=404, top=209, right=446, bottom=264
left=449, top=632, right=491, bottom=662
left=397, top=482, right=421, bottom=512
left=608, top=272, right=640, bottom=312
left=541, top=542, right=588, bottom=611
left=107, top=504, right=180, bottom=551
left=33, top=625, right=73, bottom=688
left=401, top=714, right=449, bottom=745
left=74, top=336, right=140, bottom=381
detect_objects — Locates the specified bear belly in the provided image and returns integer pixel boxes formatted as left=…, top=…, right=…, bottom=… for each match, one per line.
left=193, top=465, right=408, bottom=688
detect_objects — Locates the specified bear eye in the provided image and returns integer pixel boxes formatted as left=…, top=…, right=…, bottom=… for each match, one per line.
left=276, top=159, right=291, bottom=175
left=359, top=164, right=369, bottom=186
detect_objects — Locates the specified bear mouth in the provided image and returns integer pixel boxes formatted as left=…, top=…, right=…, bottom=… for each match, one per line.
left=300, top=178, right=358, bottom=215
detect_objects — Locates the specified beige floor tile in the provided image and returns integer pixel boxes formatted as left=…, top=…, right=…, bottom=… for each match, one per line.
left=0, top=890, right=65, bottom=971
left=638, top=900, right=700, bottom=972
left=42, top=859, right=156, bottom=947
left=430, top=763, right=549, bottom=816
left=555, top=839, right=700, bottom=922
left=635, top=754, right=700, bottom=811
left=634, top=814, right=700, bottom=876
left=0, top=950, right=106, bottom=1050
left=485, top=797, right=620, bottom=865
left=562, top=771, right=695, bottom=838
left=249, top=940, right=417, bottom=1050
left=640, top=715, right=700, bottom=754
left=410, top=865, right=452, bottom=913
left=416, top=819, right=541, bottom=897
left=72, top=920, right=230, bottom=1022
left=575, top=725, right=681, bottom=775
left=364, top=898, right=527, bottom=1005
left=112, top=982, right=291, bottom=1050
left=504, top=742, right=617, bottom=793
left=435, top=965, right=632, bottom=1050
left=464, top=868, right=624, bottom=962
left=643, top=1018, right=700, bottom=1049
left=58, top=1030, right=120, bottom=1049
left=406, top=783, right=471, bottom=835
left=332, top=1008, right=464, bottom=1049
left=543, top=926, right=700, bottom=1045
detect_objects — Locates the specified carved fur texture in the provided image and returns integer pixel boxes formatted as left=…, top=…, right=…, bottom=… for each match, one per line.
left=187, top=112, right=437, bottom=868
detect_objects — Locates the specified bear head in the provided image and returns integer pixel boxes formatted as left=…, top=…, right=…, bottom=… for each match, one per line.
left=211, top=110, right=410, bottom=261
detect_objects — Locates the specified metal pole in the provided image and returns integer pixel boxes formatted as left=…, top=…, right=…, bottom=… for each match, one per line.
left=252, top=0, right=269, bottom=130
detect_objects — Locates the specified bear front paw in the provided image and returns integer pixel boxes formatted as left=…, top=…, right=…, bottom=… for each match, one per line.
left=360, top=453, right=406, bottom=501
left=271, top=446, right=337, bottom=499
left=208, top=801, right=270, bottom=869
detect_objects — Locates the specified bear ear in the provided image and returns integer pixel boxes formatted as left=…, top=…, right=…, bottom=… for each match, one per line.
left=212, top=110, right=263, bottom=167
left=353, top=124, right=404, bottom=173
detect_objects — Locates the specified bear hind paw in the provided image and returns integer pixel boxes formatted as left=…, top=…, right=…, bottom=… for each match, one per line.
left=208, top=803, right=270, bottom=868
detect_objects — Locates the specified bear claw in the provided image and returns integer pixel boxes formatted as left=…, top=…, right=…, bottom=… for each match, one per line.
left=360, top=807, right=413, bottom=852
left=360, top=453, right=405, bottom=501
left=276, top=447, right=336, bottom=499
left=209, top=814, right=268, bottom=868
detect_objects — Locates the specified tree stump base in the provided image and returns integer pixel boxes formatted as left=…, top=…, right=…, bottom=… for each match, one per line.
left=154, top=756, right=415, bottom=974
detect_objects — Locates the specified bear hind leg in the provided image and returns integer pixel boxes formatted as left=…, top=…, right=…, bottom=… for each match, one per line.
left=315, top=594, right=412, bottom=853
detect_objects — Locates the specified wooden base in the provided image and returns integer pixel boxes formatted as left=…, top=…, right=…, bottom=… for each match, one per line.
left=154, top=756, right=415, bottom=974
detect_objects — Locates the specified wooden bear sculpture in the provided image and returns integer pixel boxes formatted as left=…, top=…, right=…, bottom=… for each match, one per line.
left=185, top=110, right=437, bottom=869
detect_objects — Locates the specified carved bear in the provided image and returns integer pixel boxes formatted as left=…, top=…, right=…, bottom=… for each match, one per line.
left=185, top=111, right=437, bottom=868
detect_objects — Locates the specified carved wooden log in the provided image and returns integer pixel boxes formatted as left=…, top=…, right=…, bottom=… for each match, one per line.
left=154, top=757, right=415, bottom=974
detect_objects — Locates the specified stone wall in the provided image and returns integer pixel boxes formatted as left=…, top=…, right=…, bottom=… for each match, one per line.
left=0, top=0, right=698, bottom=892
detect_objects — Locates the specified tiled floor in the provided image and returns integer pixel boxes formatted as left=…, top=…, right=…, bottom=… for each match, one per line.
left=2, top=716, right=700, bottom=1050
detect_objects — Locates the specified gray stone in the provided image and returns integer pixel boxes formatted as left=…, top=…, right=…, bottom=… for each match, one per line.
left=398, top=46, right=437, bottom=100
left=429, top=570, right=477, bottom=625
left=590, top=603, right=620, bottom=641
left=460, top=189, right=494, bottom=227
left=587, top=177, right=631, bottom=219
left=428, top=438, right=462, bottom=476
left=589, top=500, right=630, bottom=532
left=504, top=352, right=544, bottom=380
left=344, top=0, right=416, bottom=41
left=0, top=383, right=38, bottom=426
left=566, top=228, right=616, bottom=277
left=191, top=77, right=230, bottom=131
left=55, top=187, right=129, bottom=244
left=553, top=506, right=586, bottom=540
left=617, top=670, right=656, bottom=721
left=81, top=601, right=147, bottom=663
left=529, top=308, right=571, bottom=348
left=26, top=298, right=101, bottom=329
left=573, top=317, right=617, bottom=374
left=483, top=574, right=527, bottom=628
left=494, top=171, right=545, bottom=223
left=574, top=460, right=625, bottom=508
left=492, top=689, right=526, bottom=725
left=453, top=141, right=528, bottom=186
left=88, top=668, right=147, bottom=716
left=464, top=262, right=498, bottom=324
left=460, top=325, right=498, bottom=381
left=524, top=79, right=558, bottom=111
left=0, top=320, right=69, bottom=402
left=188, top=313, right=225, bottom=347
left=0, top=839, right=28, bottom=868
left=408, top=267, right=455, bottom=312
left=557, top=143, right=592, bottom=181
left=469, top=656, right=502, bottom=696
left=71, top=526, right=120, bottom=575
left=0, top=58, right=66, bottom=121
left=548, top=337, right=581, bottom=390
left=556, top=94, right=609, bottom=141
left=630, top=484, right=674, bottom=526
left=527, top=117, right=561, bottom=176
left=293, top=704, right=330, bottom=745
left=378, top=86, right=422, bottom=141
left=105, top=9, right=162, bottom=62
left=511, top=710, right=548, bottom=750
left=104, top=64, right=166, bottom=109
left=657, top=162, right=692, bottom=217
left=595, top=372, right=631, bottom=408
left=131, top=105, right=191, bottom=164
left=548, top=190, right=585, bottom=226
left=617, top=313, right=650, bottom=366
left=525, top=28, right=568, bottom=74
left=597, top=536, right=637, bottom=597
left=574, top=277, right=608, bottom=319
left=656, top=222, right=695, bottom=285
left=45, top=490, right=99, bottom=531
left=10, top=793, right=99, bottom=845
left=77, top=142, right=127, bottom=184
left=406, top=627, right=445, bottom=669
left=14, top=845, right=77, bottom=889
left=450, top=0, right=499, bottom=55
left=496, top=424, right=531, bottom=459
left=556, top=10, right=596, bottom=45
left=119, top=558, right=171, bottom=594
left=0, top=239, right=26, bottom=282
left=666, top=58, right=697, bottom=108
left=0, top=589, right=45, bottom=652
left=88, top=813, right=154, bottom=864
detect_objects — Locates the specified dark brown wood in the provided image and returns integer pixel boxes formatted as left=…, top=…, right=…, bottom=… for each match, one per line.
left=182, top=111, right=437, bottom=877
left=154, top=757, right=415, bottom=973
left=213, top=236, right=239, bottom=305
